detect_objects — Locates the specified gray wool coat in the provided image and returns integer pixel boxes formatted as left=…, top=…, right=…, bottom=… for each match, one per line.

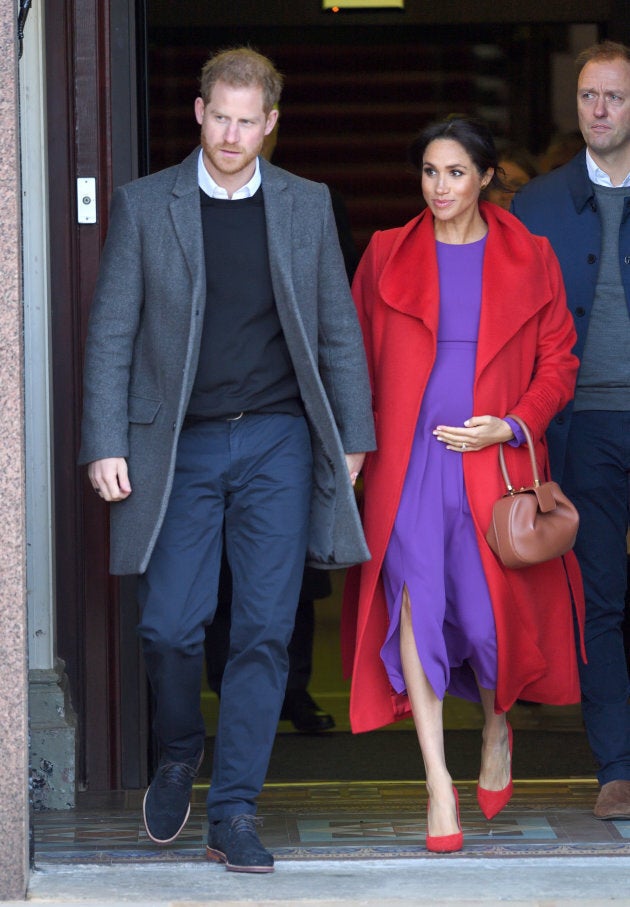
left=79, top=151, right=376, bottom=575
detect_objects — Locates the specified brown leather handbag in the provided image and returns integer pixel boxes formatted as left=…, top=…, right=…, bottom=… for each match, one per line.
left=485, top=415, right=579, bottom=569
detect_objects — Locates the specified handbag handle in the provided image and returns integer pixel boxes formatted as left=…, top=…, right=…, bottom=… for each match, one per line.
left=498, top=414, right=541, bottom=494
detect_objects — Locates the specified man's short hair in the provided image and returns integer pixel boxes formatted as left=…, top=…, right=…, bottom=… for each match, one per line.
left=576, top=40, right=630, bottom=72
left=199, top=47, right=284, bottom=113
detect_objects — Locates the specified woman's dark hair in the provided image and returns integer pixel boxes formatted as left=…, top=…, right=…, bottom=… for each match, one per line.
left=408, top=116, right=505, bottom=192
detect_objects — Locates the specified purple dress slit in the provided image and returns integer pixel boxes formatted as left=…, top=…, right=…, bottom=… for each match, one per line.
left=380, top=236, right=498, bottom=703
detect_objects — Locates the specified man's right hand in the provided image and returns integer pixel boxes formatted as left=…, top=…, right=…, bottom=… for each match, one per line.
left=88, top=458, right=132, bottom=502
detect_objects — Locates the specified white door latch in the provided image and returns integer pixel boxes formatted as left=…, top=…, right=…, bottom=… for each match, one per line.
left=77, top=177, right=97, bottom=224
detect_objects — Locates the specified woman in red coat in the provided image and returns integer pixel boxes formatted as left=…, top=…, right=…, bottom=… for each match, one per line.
left=343, top=117, right=585, bottom=854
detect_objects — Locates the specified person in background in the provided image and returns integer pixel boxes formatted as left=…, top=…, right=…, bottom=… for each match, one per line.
left=537, top=130, right=585, bottom=173
left=80, top=46, right=374, bottom=873
left=512, top=40, right=630, bottom=821
left=343, top=115, right=584, bottom=854
left=484, top=144, right=539, bottom=209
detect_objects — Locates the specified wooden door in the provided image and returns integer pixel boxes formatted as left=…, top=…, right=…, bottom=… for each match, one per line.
left=46, top=0, right=148, bottom=791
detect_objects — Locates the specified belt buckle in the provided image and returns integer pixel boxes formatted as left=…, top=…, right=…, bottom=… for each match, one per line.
left=226, top=411, right=244, bottom=421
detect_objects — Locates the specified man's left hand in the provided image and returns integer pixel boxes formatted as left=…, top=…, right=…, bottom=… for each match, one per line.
left=345, top=452, right=366, bottom=486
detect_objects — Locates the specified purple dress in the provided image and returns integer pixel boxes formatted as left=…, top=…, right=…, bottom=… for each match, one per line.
left=380, top=236, right=497, bottom=703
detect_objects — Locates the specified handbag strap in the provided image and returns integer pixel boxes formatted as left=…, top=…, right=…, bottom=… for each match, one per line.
left=498, top=414, right=541, bottom=494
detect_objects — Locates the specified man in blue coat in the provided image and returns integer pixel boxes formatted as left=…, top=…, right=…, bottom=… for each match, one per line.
left=79, top=47, right=375, bottom=872
left=512, top=40, right=630, bottom=820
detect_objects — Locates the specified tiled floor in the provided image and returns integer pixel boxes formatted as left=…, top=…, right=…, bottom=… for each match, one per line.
left=26, top=704, right=630, bottom=905
left=32, top=702, right=630, bottom=870
left=33, top=779, right=630, bottom=865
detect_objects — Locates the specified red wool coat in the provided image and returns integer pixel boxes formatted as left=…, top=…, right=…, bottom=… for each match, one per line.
left=342, top=202, right=586, bottom=734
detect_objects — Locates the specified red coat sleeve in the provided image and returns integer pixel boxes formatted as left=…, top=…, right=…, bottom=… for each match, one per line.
left=509, top=237, right=578, bottom=443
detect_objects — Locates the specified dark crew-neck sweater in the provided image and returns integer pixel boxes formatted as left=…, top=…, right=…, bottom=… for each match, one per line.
left=187, top=187, right=302, bottom=419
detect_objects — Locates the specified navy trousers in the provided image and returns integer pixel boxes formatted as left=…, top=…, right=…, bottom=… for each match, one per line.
left=563, top=411, right=630, bottom=785
left=204, top=562, right=332, bottom=694
left=137, top=413, right=312, bottom=819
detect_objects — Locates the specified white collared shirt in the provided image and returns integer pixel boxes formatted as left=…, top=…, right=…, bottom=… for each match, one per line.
left=197, top=149, right=262, bottom=199
left=585, top=149, right=630, bottom=188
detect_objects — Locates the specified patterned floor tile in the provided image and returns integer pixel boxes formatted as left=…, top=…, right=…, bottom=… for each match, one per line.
left=31, top=780, right=630, bottom=863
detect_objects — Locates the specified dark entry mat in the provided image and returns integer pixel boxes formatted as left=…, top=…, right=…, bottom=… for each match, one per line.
left=200, top=729, right=598, bottom=783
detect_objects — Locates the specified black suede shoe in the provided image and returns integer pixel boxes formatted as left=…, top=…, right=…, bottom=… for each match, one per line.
left=143, top=751, right=203, bottom=844
left=206, top=814, right=274, bottom=873
left=281, top=690, right=335, bottom=733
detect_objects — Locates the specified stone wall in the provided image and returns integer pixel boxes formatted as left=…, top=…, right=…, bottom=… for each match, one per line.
left=0, top=0, right=30, bottom=898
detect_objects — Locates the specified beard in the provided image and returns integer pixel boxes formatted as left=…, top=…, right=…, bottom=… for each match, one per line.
left=200, top=131, right=262, bottom=181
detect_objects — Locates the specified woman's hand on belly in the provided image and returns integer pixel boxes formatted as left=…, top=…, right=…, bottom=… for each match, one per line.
left=432, top=415, right=513, bottom=452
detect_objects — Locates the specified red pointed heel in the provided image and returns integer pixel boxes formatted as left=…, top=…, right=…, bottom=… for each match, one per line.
left=426, top=786, right=463, bottom=853
left=477, top=722, right=513, bottom=820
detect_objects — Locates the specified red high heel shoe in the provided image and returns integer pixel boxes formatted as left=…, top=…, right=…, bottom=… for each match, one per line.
left=426, top=786, right=463, bottom=853
left=477, top=722, right=513, bottom=820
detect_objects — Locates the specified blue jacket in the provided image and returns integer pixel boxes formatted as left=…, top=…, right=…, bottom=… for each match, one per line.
left=511, top=150, right=630, bottom=481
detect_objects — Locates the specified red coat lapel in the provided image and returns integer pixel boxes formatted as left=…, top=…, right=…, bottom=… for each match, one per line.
left=476, top=202, right=555, bottom=379
left=378, top=211, right=439, bottom=338
left=376, top=203, right=557, bottom=382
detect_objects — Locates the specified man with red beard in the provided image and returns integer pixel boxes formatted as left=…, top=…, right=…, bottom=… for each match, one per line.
left=79, top=47, right=374, bottom=873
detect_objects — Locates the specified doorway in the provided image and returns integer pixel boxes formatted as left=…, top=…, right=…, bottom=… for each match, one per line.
left=144, top=12, right=588, bottom=767
left=49, top=0, right=610, bottom=793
